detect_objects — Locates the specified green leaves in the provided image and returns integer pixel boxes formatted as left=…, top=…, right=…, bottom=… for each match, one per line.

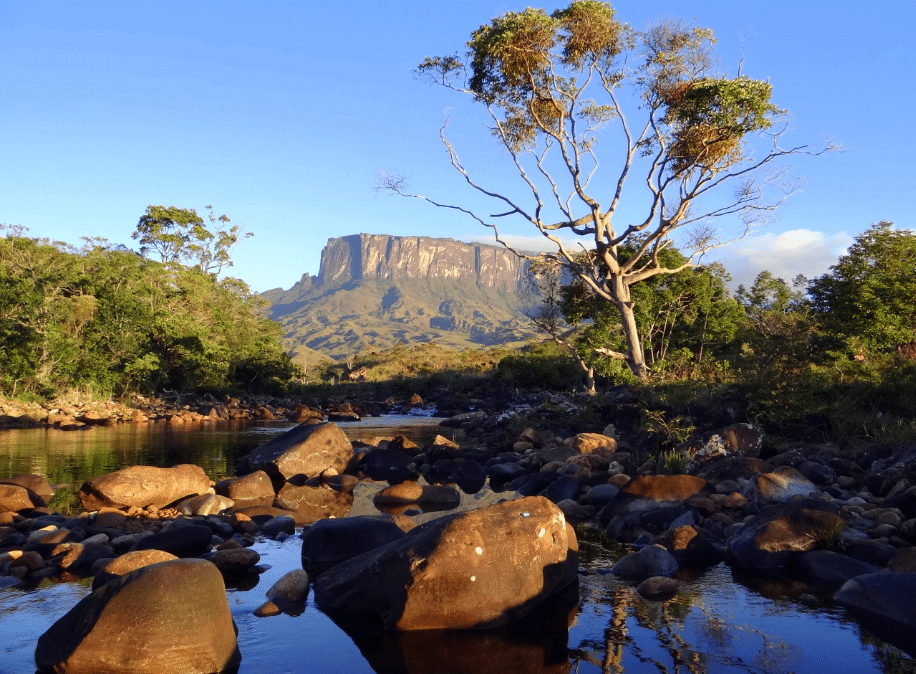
left=809, top=221, right=916, bottom=351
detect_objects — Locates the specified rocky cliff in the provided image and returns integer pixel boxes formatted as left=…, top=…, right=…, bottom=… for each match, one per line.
left=263, top=234, right=537, bottom=362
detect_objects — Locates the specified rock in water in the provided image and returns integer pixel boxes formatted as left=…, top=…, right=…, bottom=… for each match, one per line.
left=236, top=422, right=353, bottom=486
left=35, top=558, right=241, bottom=674
left=77, top=464, right=211, bottom=511
left=314, top=496, right=578, bottom=630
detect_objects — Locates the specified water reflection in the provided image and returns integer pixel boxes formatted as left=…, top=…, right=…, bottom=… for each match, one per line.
left=324, top=582, right=579, bottom=674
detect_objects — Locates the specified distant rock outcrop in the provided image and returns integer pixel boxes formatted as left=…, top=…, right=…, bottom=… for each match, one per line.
left=264, top=234, right=538, bottom=361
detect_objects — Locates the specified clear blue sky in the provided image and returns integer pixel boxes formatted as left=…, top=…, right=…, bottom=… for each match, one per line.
left=2, top=1, right=913, bottom=293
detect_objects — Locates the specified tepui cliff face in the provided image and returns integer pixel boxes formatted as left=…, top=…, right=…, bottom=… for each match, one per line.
left=263, top=234, right=537, bottom=362
left=313, top=234, right=530, bottom=292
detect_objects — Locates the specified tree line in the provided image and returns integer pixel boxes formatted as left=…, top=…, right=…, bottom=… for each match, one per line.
left=0, top=207, right=297, bottom=400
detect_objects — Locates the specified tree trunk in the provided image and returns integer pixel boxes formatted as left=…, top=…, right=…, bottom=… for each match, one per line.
left=612, top=277, right=649, bottom=381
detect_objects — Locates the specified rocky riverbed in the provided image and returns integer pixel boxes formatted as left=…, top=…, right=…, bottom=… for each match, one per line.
left=2, top=391, right=916, bottom=671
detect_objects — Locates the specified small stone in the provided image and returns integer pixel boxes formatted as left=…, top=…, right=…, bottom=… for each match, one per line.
left=637, top=576, right=680, bottom=600
left=253, top=600, right=282, bottom=617
left=266, top=569, right=310, bottom=603
left=211, top=547, right=261, bottom=574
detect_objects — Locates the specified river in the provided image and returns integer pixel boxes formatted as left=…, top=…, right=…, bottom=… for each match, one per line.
left=0, top=418, right=913, bottom=673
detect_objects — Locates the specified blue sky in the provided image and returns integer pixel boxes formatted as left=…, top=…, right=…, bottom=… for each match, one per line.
left=2, top=1, right=913, bottom=293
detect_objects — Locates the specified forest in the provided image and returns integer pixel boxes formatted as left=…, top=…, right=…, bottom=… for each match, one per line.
left=0, top=208, right=297, bottom=400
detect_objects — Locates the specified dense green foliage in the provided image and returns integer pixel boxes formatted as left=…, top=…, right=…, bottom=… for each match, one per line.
left=0, top=226, right=296, bottom=399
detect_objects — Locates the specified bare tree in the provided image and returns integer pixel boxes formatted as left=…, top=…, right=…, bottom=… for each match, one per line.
left=377, top=2, right=833, bottom=380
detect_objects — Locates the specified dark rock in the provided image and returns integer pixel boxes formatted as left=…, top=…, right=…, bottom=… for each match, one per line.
left=358, top=448, right=418, bottom=484
left=637, top=576, right=680, bottom=600
left=513, top=471, right=561, bottom=497
left=611, top=544, right=678, bottom=581
left=542, top=475, right=581, bottom=504
left=843, top=539, right=894, bottom=566
left=301, top=516, right=407, bottom=576
left=835, top=572, right=916, bottom=656
left=797, top=461, right=836, bottom=486
left=656, top=525, right=724, bottom=567
left=446, top=460, right=486, bottom=494
left=585, top=483, right=620, bottom=507
left=130, top=524, right=214, bottom=557
left=787, top=550, right=878, bottom=590
left=35, top=559, right=241, bottom=674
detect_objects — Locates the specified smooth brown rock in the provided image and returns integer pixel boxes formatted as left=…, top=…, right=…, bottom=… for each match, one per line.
left=211, top=547, right=260, bottom=574
left=216, top=470, right=276, bottom=501
left=92, top=549, right=179, bottom=589
left=623, top=475, right=706, bottom=501
left=743, top=466, right=819, bottom=506
left=36, top=559, right=240, bottom=674
left=570, top=433, right=617, bottom=454
left=0, top=474, right=54, bottom=506
left=0, top=483, right=41, bottom=512
left=274, top=482, right=354, bottom=522
left=314, top=496, right=577, bottom=630
left=77, top=464, right=211, bottom=511
left=266, top=569, right=310, bottom=602
left=238, top=422, right=354, bottom=486
left=374, top=483, right=460, bottom=506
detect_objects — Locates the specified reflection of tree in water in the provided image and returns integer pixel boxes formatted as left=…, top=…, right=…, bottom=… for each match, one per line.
left=570, top=582, right=808, bottom=673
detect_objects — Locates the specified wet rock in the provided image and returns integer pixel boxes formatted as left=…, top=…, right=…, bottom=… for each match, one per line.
left=266, top=569, right=310, bottom=603
left=787, top=550, right=878, bottom=590
left=314, top=496, right=578, bottom=630
left=358, top=448, right=418, bottom=484
left=274, top=482, right=354, bottom=522
left=77, top=464, right=212, bottom=511
left=35, top=559, right=241, bottom=674
left=637, top=576, right=680, bottom=600
left=301, top=516, right=406, bottom=576
left=835, top=572, right=916, bottom=638
left=611, top=544, right=679, bottom=581
left=237, top=421, right=354, bottom=487
left=598, top=475, right=706, bottom=524
left=446, top=459, right=486, bottom=495
left=260, top=514, right=296, bottom=537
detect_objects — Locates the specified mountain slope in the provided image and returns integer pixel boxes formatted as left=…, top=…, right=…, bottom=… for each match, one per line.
left=265, top=234, right=539, bottom=362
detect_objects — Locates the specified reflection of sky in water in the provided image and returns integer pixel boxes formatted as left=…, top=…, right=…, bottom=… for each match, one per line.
left=3, top=538, right=909, bottom=674
left=0, top=420, right=912, bottom=673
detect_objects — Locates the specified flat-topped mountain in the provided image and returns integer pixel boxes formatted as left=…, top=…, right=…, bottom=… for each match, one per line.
left=263, top=234, right=538, bottom=363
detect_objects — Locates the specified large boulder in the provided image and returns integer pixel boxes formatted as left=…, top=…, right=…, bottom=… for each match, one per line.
left=314, top=496, right=578, bottom=630
left=301, top=516, right=407, bottom=576
left=835, top=572, right=916, bottom=655
left=728, top=498, right=843, bottom=573
left=77, top=464, right=211, bottom=511
left=92, top=549, right=178, bottom=590
left=236, top=422, right=354, bottom=487
left=35, top=559, right=241, bottom=674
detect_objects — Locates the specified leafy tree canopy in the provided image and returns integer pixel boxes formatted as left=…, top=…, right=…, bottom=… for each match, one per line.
left=809, top=221, right=916, bottom=351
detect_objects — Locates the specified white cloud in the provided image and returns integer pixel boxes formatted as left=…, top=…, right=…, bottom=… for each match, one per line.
left=706, top=229, right=853, bottom=290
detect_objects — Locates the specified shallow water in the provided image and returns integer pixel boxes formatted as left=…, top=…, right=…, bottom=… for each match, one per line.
left=2, top=537, right=911, bottom=674
left=1, top=418, right=914, bottom=673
